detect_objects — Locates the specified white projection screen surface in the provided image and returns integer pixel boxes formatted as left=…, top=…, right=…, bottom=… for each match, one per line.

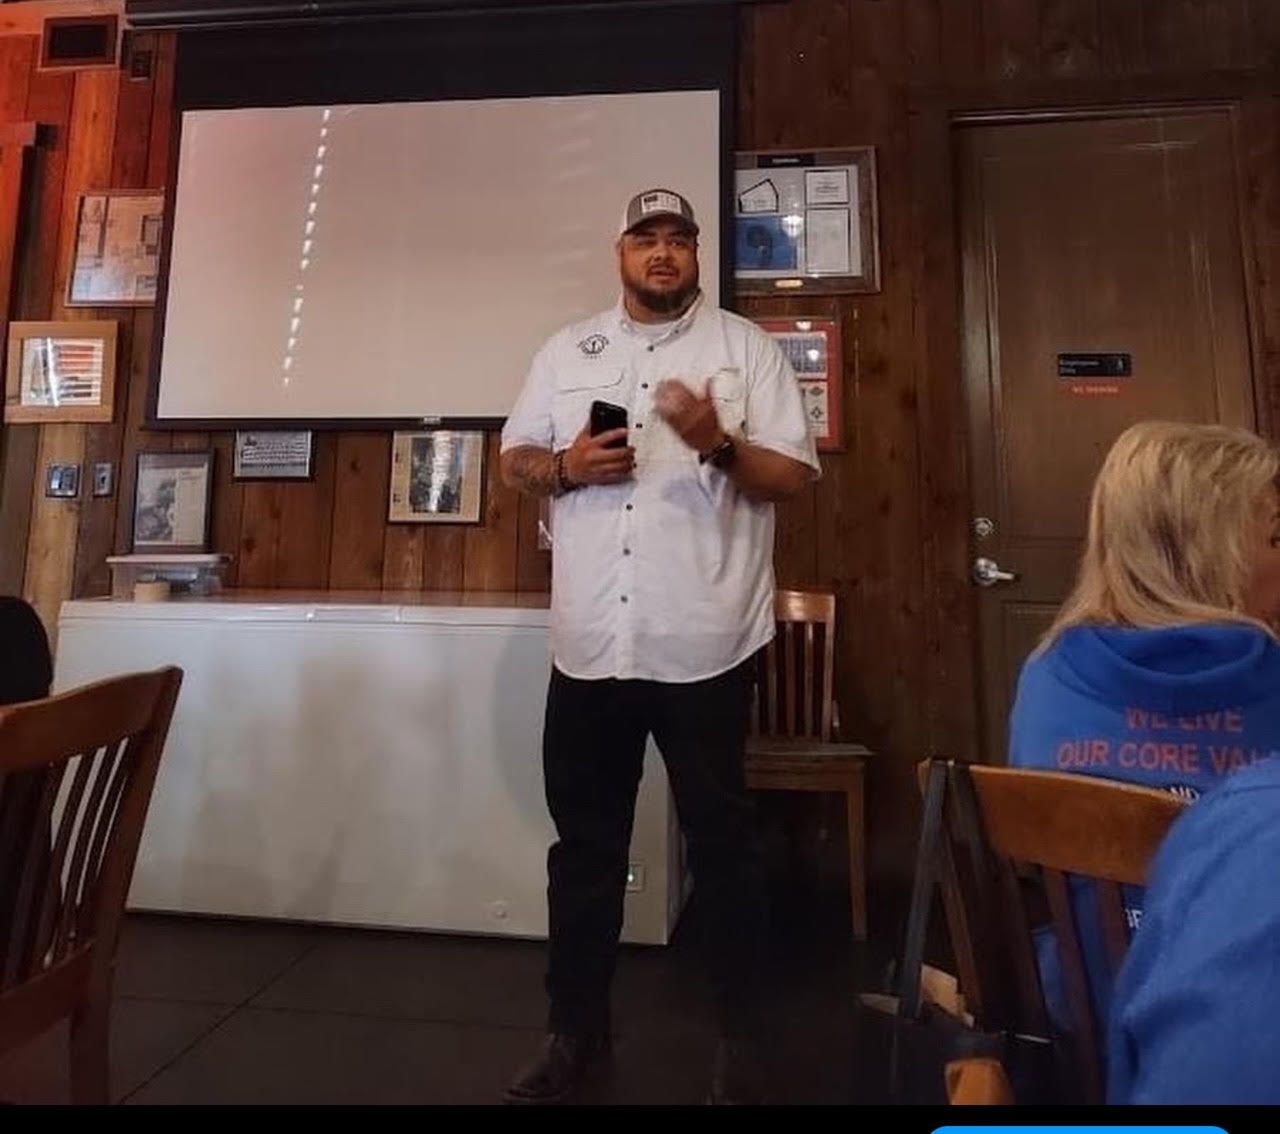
left=155, top=90, right=721, bottom=424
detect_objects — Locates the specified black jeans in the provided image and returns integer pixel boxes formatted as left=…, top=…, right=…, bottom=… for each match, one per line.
left=542, top=659, right=766, bottom=1039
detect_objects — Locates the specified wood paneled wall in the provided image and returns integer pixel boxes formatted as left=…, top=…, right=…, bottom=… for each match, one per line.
left=2, top=1, right=1279, bottom=882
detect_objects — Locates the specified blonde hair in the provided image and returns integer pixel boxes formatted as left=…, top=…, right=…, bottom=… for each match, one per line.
left=1042, top=420, right=1280, bottom=647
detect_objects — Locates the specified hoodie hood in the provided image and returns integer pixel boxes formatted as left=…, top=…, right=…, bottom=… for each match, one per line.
left=1051, top=623, right=1280, bottom=716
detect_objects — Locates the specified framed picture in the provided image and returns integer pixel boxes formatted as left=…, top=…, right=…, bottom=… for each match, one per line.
left=755, top=315, right=845, bottom=453
left=388, top=430, right=485, bottom=524
left=4, top=320, right=118, bottom=423
left=233, top=430, right=314, bottom=480
left=734, top=148, right=879, bottom=296
left=132, top=450, right=214, bottom=553
left=66, top=190, right=164, bottom=306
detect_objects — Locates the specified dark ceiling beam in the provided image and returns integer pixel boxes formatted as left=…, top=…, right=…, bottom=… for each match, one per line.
left=125, top=0, right=762, bottom=32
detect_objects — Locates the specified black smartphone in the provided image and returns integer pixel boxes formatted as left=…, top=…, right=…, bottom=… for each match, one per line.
left=589, top=400, right=629, bottom=449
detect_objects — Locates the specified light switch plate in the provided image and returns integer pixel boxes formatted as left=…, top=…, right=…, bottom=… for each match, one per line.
left=45, top=463, right=80, bottom=498
left=92, top=461, right=114, bottom=497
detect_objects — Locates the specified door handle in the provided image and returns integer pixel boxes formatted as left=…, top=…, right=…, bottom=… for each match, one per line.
left=972, top=557, right=1018, bottom=588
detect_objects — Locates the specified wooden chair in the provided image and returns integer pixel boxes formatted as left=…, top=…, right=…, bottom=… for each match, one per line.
left=0, top=667, right=182, bottom=1104
left=745, top=590, right=870, bottom=940
left=945, top=1057, right=1015, bottom=1105
left=925, top=760, right=1186, bottom=1104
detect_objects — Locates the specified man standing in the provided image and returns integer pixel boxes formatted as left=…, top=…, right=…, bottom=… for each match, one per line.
left=500, top=188, right=818, bottom=1105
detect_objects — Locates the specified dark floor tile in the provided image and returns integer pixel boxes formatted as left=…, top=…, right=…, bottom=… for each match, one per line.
left=577, top=1027, right=712, bottom=1105
left=253, top=930, right=548, bottom=1029
left=0, top=998, right=228, bottom=1105
left=580, top=1015, right=855, bottom=1105
left=771, top=1000, right=858, bottom=1104
left=610, top=942, right=710, bottom=1036
left=115, top=913, right=319, bottom=1004
left=3, top=884, right=882, bottom=1106
left=127, top=1007, right=543, bottom=1105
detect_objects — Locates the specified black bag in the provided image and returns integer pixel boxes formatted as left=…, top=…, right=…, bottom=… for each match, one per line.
left=851, top=760, right=1060, bottom=1105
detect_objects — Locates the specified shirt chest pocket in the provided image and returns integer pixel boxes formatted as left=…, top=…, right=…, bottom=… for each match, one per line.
left=709, top=367, right=746, bottom=435
left=551, top=369, right=626, bottom=449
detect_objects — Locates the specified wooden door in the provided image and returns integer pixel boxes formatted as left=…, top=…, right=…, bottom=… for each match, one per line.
left=959, top=109, right=1257, bottom=762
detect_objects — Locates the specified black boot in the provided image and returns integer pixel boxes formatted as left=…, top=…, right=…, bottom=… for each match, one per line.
left=504, top=1033, right=611, bottom=1105
left=708, top=1037, right=767, bottom=1105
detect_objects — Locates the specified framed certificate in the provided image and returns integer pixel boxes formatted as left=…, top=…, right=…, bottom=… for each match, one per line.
left=734, top=148, right=879, bottom=296
left=132, top=450, right=215, bottom=553
left=4, top=320, right=118, bottom=423
left=67, top=190, right=164, bottom=306
left=754, top=315, right=845, bottom=453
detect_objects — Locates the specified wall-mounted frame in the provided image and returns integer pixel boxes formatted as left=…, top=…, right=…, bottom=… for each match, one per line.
left=67, top=190, right=164, bottom=307
left=40, top=14, right=120, bottom=71
left=734, top=147, right=879, bottom=296
left=388, top=430, right=485, bottom=525
left=133, top=449, right=215, bottom=553
left=4, top=319, right=118, bottom=424
left=754, top=314, right=845, bottom=453
left=233, top=430, right=315, bottom=480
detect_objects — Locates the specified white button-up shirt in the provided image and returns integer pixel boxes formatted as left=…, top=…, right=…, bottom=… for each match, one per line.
left=501, top=293, right=820, bottom=683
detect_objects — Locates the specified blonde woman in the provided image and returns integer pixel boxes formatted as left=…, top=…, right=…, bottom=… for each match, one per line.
left=1007, top=420, right=1280, bottom=1036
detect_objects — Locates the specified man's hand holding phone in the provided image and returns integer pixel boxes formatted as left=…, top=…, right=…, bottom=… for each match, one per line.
left=563, top=426, right=635, bottom=486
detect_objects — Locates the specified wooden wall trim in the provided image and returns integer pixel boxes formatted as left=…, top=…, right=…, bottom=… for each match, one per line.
left=22, top=67, right=120, bottom=632
left=0, top=36, right=42, bottom=597
left=74, top=37, right=159, bottom=598
left=1236, top=95, right=1280, bottom=443
left=910, top=66, right=1280, bottom=110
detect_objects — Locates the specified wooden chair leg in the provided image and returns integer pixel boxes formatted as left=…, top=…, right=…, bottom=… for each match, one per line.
left=846, top=774, right=867, bottom=941
left=69, top=997, right=110, bottom=1105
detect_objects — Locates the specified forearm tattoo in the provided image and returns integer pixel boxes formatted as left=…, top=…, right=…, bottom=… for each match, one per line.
left=503, top=446, right=559, bottom=497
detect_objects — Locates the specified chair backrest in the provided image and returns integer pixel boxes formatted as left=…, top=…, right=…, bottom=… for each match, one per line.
left=945, top=1057, right=1015, bottom=1105
left=752, top=589, right=836, bottom=742
left=927, top=761, right=1186, bottom=1104
left=0, top=667, right=182, bottom=1054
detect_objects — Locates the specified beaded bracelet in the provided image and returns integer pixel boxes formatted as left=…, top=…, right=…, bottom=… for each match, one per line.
left=554, top=449, right=576, bottom=496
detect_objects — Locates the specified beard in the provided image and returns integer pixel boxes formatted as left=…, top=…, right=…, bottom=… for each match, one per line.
left=623, top=266, right=700, bottom=317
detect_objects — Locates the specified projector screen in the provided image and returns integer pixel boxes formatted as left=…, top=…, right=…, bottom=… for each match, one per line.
left=153, top=90, right=721, bottom=425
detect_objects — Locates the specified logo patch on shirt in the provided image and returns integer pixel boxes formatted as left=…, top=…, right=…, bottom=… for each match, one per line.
left=577, top=333, right=609, bottom=357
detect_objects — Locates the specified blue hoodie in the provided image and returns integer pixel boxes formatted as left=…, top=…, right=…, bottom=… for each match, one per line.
left=1108, top=756, right=1280, bottom=1103
left=1008, top=623, right=1280, bottom=1038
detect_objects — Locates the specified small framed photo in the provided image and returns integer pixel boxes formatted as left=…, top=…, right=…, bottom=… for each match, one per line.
left=67, top=190, right=165, bottom=307
left=4, top=320, right=118, bottom=423
left=389, top=430, right=485, bottom=525
left=132, top=450, right=214, bottom=553
left=754, top=315, right=845, bottom=453
left=734, top=147, right=879, bottom=296
left=233, top=430, right=314, bottom=480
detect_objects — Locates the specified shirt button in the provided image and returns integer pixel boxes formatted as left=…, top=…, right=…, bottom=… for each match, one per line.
left=625, top=504, right=633, bottom=512
left=641, top=382, right=649, bottom=389
left=635, top=422, right=643, bottom=429
left=623, top=547, right=631, bottom=556
left=646, top=345, right=654, bottom=352
left=620, top=595, right=629, bottom=603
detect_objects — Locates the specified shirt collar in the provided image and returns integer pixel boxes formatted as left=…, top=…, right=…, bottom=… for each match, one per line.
left=613, top=290, right=704, bottom=344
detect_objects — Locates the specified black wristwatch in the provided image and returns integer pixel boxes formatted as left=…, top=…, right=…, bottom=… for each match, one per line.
left=699, top=434, right=738, bottom=470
